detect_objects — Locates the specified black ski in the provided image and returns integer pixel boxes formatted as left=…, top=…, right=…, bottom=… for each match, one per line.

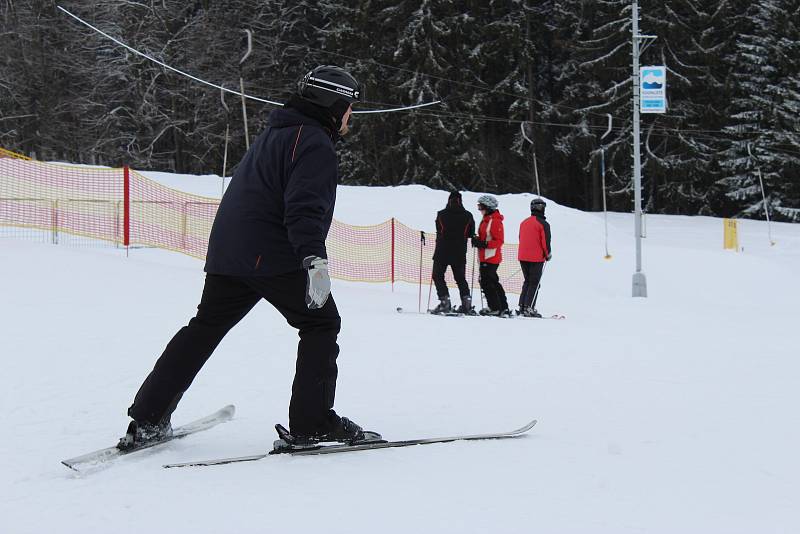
left=428, top=310, right=470, bottom=317
left=61, top=405, right=235, bottom=472
left=162, top=418, right=537, bottom=469
left=395, top=307, right=476, bottom=317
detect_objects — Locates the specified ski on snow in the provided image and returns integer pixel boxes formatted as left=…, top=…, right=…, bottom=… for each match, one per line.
left=396, top=307, right=564, bottom=320
left=515, top=314, right=566, bottom=320
left=61, top=405, right=235, bottom=472
left=162, top=418, right=537, bottom=469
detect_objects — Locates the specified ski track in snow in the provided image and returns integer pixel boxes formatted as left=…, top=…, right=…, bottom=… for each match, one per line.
left=1, top=177, right=799, bottom=534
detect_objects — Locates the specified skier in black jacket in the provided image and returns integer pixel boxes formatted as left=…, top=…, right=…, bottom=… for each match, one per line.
left=118, top=66, right=379, bottom=450
left=431, top=191, right=476, bottom=314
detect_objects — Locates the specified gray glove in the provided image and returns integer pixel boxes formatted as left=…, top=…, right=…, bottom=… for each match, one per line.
left=302, top=255, right=331, bottom=309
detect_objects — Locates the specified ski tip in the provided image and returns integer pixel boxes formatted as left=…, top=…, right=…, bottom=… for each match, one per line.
left=512, top=419, right=538, bottom=434
left=61, top=460, right=79, bottom=472
left=220, top=405, right=236, bottom=418
left=163, top=461, right=197, bottom=469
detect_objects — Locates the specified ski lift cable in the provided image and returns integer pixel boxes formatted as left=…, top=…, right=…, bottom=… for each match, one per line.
left=56, top=6, right=442, bottom=115
left=414, top=105, right=798, bottom=145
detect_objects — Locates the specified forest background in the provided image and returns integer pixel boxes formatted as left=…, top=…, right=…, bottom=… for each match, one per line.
left=1, top=1, right=798, bottom=220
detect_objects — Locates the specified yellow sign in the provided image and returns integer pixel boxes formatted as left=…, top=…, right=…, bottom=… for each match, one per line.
left=723, top=219, right=739, bottom=251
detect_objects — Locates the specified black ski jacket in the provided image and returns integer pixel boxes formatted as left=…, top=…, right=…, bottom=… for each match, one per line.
left=205, top=107, right=338, bottom=276
left=433, top=205, right=476, bottom=263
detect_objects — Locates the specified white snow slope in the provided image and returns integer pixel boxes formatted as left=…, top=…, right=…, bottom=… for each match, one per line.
left=2, top=180, right=799, bottom=534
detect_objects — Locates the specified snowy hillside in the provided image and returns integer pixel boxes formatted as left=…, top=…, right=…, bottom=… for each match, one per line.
left=1, top=178, right=799, bottom=534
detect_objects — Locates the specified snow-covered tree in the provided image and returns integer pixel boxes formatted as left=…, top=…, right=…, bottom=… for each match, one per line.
left=0, top=1, right=797, bottom=219
left=554, top=0, right=633, bottom=211
left=639, top=0, right=740, bottom=215
left=721, top=0, right=800, bottom=222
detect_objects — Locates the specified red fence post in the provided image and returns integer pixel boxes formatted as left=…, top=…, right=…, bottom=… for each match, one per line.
left=123, top=165, right=130, bottom=250
left=391, top=218, right=395, bottom=291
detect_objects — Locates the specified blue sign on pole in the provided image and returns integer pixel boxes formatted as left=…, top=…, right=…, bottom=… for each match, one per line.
left=640, top=66, right=667, bottom=114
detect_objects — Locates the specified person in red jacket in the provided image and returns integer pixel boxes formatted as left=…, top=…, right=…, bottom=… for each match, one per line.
left=471, top=194, right=510, bottom=316
left=517, top=198, right=552, bottom=317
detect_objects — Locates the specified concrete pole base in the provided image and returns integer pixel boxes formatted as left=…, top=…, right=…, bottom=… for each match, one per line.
left=632, top=272, right=648, bottom=297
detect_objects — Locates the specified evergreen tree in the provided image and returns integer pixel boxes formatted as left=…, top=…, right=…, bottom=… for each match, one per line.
left=555, top=0, right=633, bottom=212
left=764, top=0, right=800, bottom=221
left=720, top=0, right=800, bottom=221
left=0, top=0, right=797, bottom=220
left=640, top=0, right=739, bottom=215
left=387, top=0, right=477, bottom=190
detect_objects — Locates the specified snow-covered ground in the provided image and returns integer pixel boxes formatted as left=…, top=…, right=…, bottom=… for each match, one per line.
left=2, top=177, right=799, bottom=533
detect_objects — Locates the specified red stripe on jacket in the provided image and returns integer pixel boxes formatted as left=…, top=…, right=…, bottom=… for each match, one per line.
left=291, top=125, right=304, bottom=162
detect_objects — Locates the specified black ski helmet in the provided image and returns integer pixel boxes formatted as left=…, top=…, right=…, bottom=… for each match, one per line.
left=531, top=198, right=546, bottom=213
left=297, top=65, right=362, bottom=108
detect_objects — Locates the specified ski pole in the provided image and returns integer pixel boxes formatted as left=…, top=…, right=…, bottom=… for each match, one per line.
left=531, top=261, right=548, bottom=310
left=418, top=231, right=425, bottom=313
left=479, top=266, right=485, bottom=311
left=427, top=270, right=434, bottom=312
left=470, top=246, right=476, bottom=305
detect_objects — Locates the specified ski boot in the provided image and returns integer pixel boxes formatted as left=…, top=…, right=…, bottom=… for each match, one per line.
left=456, top=296, right=476, bottom=315
left=521, top=307, right=542, bottom=318
left=117, top=419, right=173, bottom=451
left=480, top=308, right=512, bottom=318
left=430, top=296, right=452, bottom=315
left=273, top=416, right=383, bottom=452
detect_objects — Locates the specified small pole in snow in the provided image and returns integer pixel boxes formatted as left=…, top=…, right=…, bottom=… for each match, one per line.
left=239, top=29, right=253, bottom=151
left=221, top=86, right=231, bottom=198
left=601, top=113, right=613, bottom=259
left=747, top=143, right=776, bottom=246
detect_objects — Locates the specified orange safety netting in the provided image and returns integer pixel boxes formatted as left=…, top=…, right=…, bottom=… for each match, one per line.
left=0, top=153, right=523, bottom=293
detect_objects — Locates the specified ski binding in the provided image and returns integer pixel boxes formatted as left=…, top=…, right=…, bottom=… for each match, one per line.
left=61, top=405, right=235, bottom=472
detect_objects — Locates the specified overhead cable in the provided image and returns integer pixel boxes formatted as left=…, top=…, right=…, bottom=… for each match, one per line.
left=56, top=6, right=442, bottom=115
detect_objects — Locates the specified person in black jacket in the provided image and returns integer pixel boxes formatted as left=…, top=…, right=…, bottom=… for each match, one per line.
left=431, top=191, right=476, bottom=314
left=118, top=66, right=379, bottom=450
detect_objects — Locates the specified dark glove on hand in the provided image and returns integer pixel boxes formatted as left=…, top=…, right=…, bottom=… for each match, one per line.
left=471, top=237, right=488, bottom=248
left=546, top=253, right=552, bottom=261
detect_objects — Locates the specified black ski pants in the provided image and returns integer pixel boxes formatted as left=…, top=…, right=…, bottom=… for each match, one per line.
left=479, top=262, right=508, bottom=311
left=519, top=261, right=545, bottom=311
left=432, top=258, right=470, bottom=300
left=127, top=271, right=340, bottom=435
